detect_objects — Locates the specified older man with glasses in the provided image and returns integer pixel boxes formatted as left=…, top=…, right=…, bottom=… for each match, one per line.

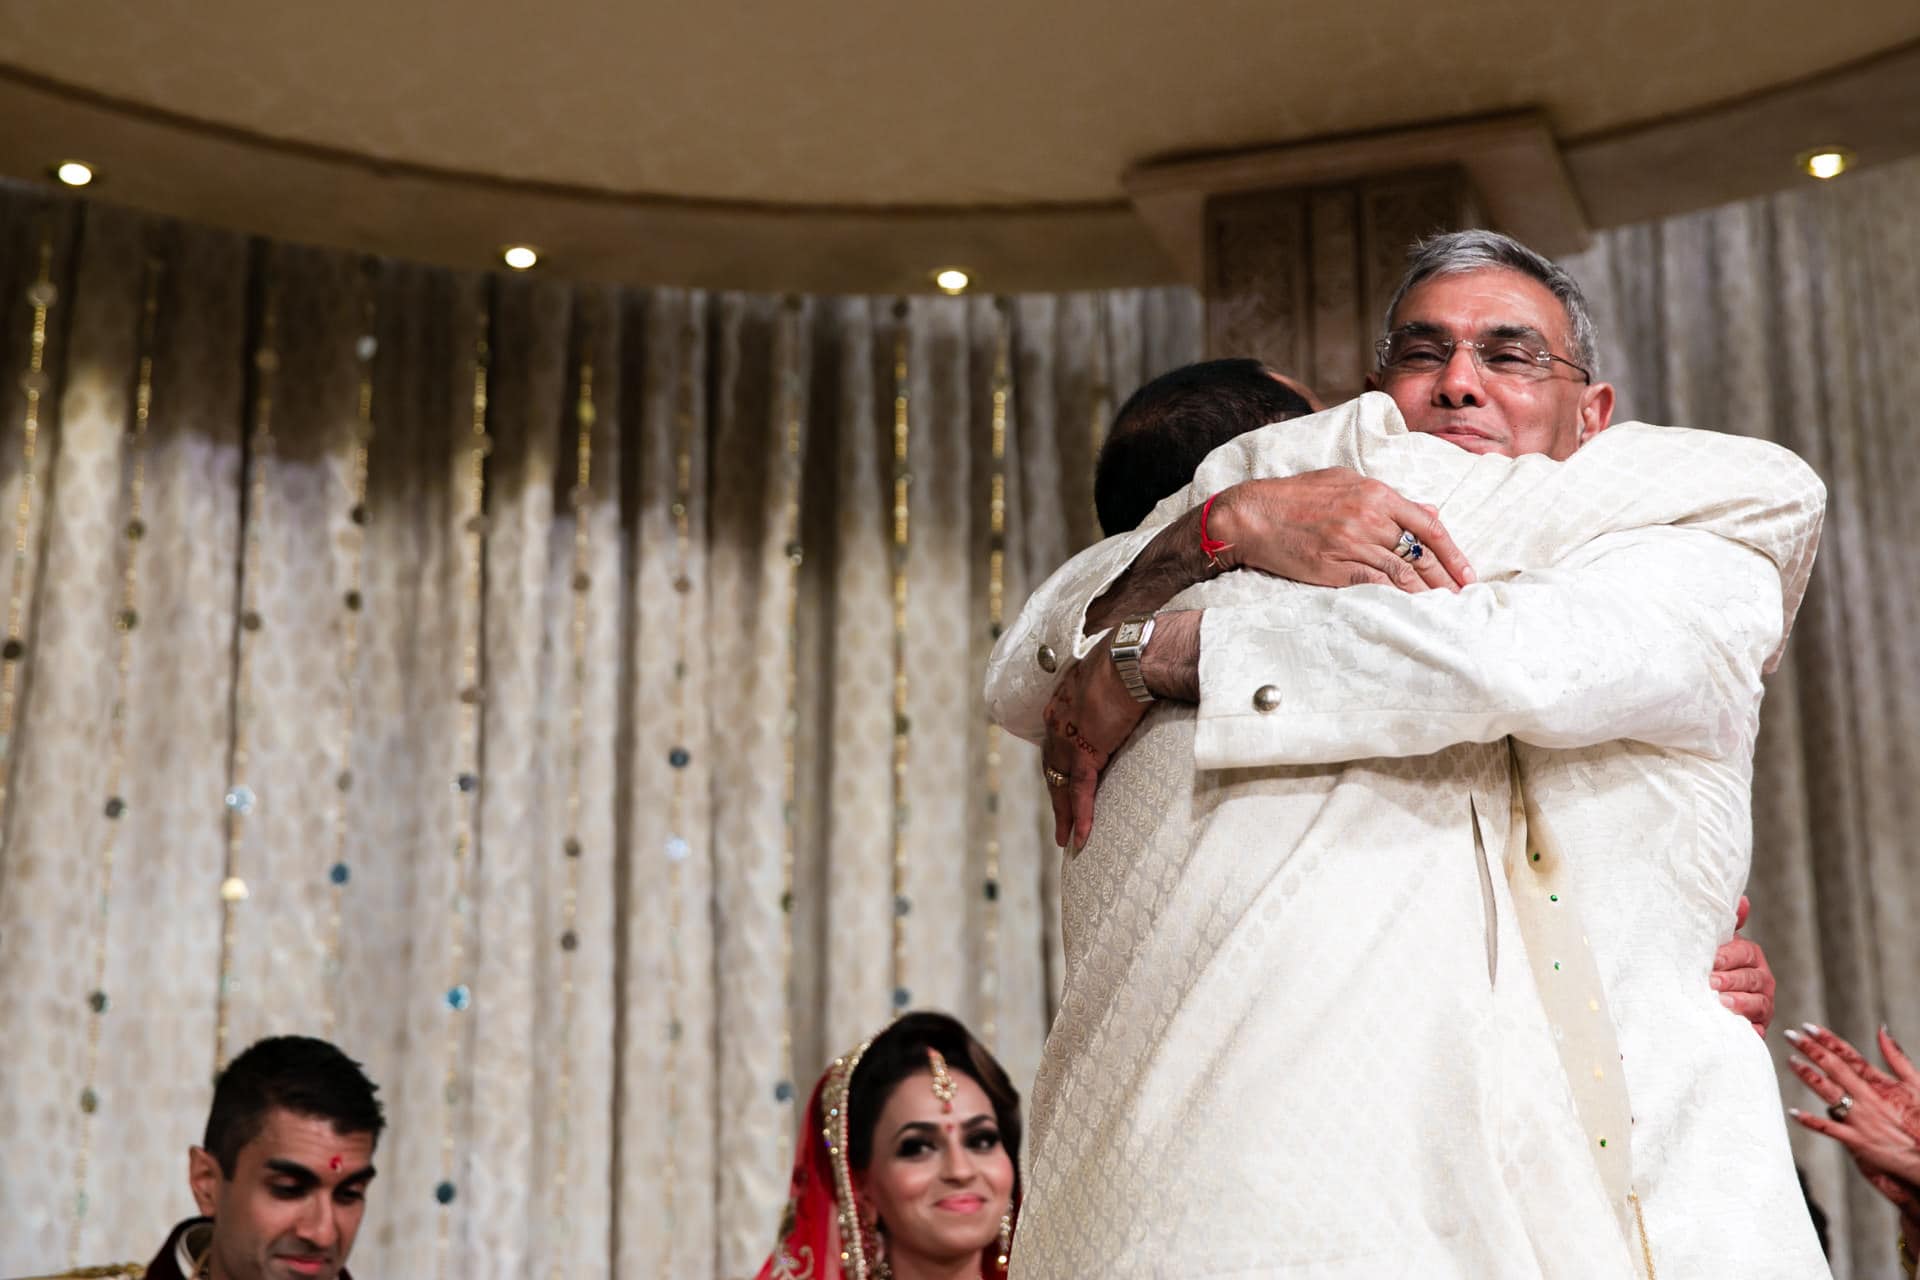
left=987, top=231, right=1829, bottom=1277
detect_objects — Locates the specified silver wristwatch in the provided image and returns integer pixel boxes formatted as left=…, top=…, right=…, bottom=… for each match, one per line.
left=1110, top=615, right=1157, bottom=704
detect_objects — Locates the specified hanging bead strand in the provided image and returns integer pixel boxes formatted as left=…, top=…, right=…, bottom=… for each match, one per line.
left=660, top=296, right=701, bottom=1258
left=0, top=222, right=60, bottom=836
left=433, top=292, right=493, bottom=1277
left=980, top=298, right=1012, bottom=1043
left=321, top=259, right=379, bottom=1037
left=67, top=251, right=163, bottom=1265
left=774, top=296, right=806, bottom=1117
left=548, top=307, right=596, bottom=1278
left=889, top=300, right=912, bottom=1016
left=215, top=253, right=280, bottom=1072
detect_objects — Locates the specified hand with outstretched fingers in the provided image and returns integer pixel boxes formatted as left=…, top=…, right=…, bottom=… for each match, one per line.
left=1787, top=1022, right=1920, bottom=1209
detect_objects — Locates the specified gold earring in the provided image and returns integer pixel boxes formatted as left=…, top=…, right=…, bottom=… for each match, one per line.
left=997, top=1209, right=1013, bottom=1271
left=864, top=1214, right=889, bottom=1280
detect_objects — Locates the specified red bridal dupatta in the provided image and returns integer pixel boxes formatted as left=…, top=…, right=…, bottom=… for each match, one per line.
left=755, top=1036, right=1017, bottom=1280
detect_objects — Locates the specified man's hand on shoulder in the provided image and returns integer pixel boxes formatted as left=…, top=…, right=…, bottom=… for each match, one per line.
left=1207, top=470, right=1475, bottom=593
left=1084, top=470, right=1475, bottom=635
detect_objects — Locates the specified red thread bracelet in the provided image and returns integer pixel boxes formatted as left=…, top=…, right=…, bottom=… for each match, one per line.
left=1199, top=491, right=1234, bottom=565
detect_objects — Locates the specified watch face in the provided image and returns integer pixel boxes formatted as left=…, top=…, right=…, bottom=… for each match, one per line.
left=1115, top=620, right=1144, bottom=646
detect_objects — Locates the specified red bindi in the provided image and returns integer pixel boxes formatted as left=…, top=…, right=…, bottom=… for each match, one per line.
left=329, top=1154, right=343, bottom=1172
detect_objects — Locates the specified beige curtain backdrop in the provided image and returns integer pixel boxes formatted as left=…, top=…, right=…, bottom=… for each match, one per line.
left=0, top=181, right=1200, bottom=1279
left=0, top=155, right=1916, bottom=1280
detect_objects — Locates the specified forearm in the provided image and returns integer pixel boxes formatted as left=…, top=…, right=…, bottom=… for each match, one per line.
left=1189, top=527, right=1782, bottom=770
left=1139, top=609, right=1202, bottom=702
left=1085, top=505, right=1217, bottom=634
left=983, top=524, right=1160, bottom=742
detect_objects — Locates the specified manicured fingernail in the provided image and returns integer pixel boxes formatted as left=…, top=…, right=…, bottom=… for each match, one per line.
left=1789, top=1054, right=1811, bottom=1070
left=1787, top=1107, right=1803, bottom=1118
left=1802, top=1021, right=1825, bottom=1037
left=1784, top=1028, right=1802, bottom=1044
left=1462, top=567, right=1476, bottom=583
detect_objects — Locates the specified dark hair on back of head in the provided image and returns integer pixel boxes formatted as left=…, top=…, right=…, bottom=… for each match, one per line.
left=203, top=1036, right=385, bottom=1176
left=846, top=1011, right=1022, bottom=1197
left=1095, top=358, right=1314, bottom=534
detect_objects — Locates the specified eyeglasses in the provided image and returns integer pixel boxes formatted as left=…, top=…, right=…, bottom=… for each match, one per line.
left=1376, top=329, right=1591, bottom=384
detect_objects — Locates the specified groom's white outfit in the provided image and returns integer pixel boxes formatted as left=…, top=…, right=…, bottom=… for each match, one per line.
left=986, top=395, right=1828, bottom=1277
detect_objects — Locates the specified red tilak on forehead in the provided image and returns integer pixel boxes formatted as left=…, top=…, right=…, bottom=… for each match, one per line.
left=330, top=1154, right=343, bottom=1172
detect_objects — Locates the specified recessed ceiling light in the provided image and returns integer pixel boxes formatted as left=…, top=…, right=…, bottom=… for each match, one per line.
left=53, top=161, right=95, bottom=187
left=933, top=268, right=971, bottom=295
left=1798, top=147, right=1855, bottom=181
left=502, top=245, right=539, bottom=270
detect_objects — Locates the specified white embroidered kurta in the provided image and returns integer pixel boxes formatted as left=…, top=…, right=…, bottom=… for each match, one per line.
left=985, top=395, right=1828, bottom=1278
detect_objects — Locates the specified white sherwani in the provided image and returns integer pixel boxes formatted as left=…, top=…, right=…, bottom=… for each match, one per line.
left=985, top=394, right=1828, bottom=1278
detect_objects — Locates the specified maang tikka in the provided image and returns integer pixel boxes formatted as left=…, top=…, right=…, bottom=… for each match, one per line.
left=927, top=1048, right=956, bottom=1113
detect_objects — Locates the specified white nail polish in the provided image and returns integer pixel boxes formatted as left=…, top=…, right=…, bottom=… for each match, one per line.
left=1783, top=1028, right=1802, bottom=1043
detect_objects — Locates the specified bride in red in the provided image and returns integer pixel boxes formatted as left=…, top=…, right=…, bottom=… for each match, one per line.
left=757, top=1012, right=1022, bottom=1280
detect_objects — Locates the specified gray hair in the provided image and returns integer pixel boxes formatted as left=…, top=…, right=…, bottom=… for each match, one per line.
left=1382, top=230, right=1598, bottom=374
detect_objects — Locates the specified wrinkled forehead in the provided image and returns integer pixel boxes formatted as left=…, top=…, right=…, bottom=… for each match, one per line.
left=1389, top=267, right=1572, bottom=347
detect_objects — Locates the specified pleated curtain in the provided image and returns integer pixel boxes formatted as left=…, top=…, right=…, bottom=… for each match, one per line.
left=0, top=181, right=1200, bottom=1278
left=3, top=153, right=1920, bottom=1278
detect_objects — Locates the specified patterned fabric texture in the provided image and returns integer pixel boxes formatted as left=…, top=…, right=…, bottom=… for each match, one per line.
left=986, top=397, right=1828, bottom=1276
left=0, top=149, right=1916, bottom=1279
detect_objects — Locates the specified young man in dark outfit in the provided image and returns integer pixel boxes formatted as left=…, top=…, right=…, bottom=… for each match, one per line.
left=144, top=1036, right=382, bottom=1280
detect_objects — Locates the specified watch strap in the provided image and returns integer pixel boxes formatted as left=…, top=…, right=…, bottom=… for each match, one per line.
left=1110, top=615, right=1157, bottom=704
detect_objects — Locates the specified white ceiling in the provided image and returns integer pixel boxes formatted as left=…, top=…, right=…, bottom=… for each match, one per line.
left=5, top=0, right=1916, bottom=208
left=2, top=2, right=1916, bottom=290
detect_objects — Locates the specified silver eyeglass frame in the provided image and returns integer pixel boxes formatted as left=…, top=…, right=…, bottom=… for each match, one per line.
left=1375, top=330, right=1592, bottom=384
